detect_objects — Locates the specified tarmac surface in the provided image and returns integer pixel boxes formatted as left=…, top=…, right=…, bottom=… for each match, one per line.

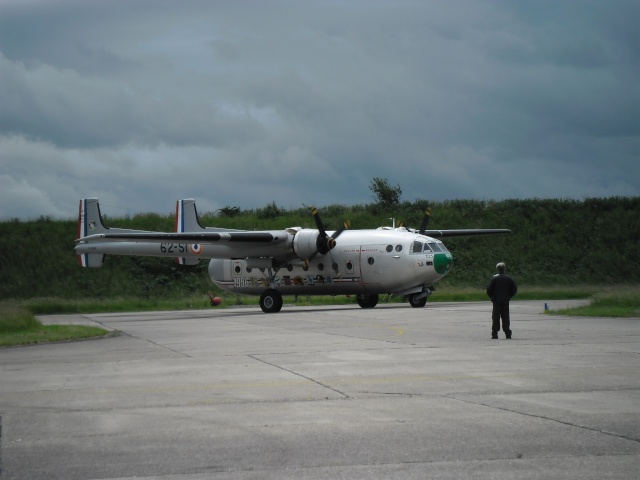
left=0, top=300, right=638, bottom=479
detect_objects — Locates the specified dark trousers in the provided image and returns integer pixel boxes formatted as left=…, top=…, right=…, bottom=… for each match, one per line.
left=492, top=301, right=511, bottom=337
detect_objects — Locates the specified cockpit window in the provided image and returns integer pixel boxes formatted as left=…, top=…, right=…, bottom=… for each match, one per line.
left=411, top=241, right=423, bottom=254
left=428, top=242, right=442, bottom=252
left=439, top=243, right=450, bottom=253
left=423, top=243, right=432, bottom=252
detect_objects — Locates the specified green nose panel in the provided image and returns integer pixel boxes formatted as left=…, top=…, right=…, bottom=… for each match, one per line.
left=434, top=253, right=453, bottom=274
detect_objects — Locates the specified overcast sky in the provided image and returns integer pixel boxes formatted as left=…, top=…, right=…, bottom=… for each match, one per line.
left=1, top=0, right=638, bottom=220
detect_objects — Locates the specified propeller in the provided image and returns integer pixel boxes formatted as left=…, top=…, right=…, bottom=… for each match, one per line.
left=418, top=207, right=432, bottom=235
left=310, top=207, right=350, bottom=255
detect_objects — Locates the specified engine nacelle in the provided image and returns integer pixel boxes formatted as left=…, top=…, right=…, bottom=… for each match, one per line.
left=292, top=229, right=322, bottom=259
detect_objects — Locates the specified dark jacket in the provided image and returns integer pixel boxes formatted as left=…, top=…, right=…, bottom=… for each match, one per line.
left=487, top=273, right=517, bottom=303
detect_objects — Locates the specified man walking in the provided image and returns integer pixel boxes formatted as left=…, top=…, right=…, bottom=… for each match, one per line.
left=486, top=262, right=518, bottom=339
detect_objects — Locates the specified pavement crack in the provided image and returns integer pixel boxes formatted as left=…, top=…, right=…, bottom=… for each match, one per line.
left=248, top=354, right=350, bottom=399
left=118, top=330, right=192, bottom=358
left=446, top=395, right=640, bottom=445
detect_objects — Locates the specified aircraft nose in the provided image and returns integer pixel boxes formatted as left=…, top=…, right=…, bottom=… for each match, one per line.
left=434, top=253, right=453, bottom=275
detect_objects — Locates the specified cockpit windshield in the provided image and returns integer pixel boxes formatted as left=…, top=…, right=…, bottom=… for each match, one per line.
left=413, top=240, right=448, bottom=254
left=428, top=242, right=442, bottom=252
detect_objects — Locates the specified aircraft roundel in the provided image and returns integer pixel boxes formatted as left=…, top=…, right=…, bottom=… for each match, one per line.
left=189, top=244, right=203, bottom=255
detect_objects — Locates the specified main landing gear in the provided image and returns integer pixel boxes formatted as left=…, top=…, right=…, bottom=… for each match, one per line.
left=260, top=289, right=283, bottom=313
left=356, top=293, right=379, bottom=309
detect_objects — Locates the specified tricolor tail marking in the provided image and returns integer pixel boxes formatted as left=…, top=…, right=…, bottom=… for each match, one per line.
left=76, top=198, right=105, bottom=268
left=175, top=199, right=199, bottom=265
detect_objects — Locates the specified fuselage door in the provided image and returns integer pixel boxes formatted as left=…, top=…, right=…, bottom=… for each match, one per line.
left=359, top=244, right=403, bottom=292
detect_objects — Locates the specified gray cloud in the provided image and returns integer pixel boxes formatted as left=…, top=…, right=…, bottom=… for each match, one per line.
left=0, top=0, right=638, bottom=220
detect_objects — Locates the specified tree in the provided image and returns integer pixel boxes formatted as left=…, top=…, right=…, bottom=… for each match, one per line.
left=369, top=177, right=402, bottom=209
left=218, top=206, right=241, bottom=217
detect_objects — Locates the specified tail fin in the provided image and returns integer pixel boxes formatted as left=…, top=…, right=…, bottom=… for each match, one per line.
left=77, top=198, right=106, bottom=268
left=175, top=199, right=201, bottom=265
left=175, top=199, right=205, bottom=233
left=174, top=198, right=244, bottom=265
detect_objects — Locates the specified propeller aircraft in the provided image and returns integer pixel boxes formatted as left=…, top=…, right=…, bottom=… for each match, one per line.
left=75, top=198, right=510, bottom=313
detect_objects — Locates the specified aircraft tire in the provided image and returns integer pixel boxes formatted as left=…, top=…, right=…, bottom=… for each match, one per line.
left=356, top=293, right=379, bottom=309
left=260, top=289, right=283, bottom=313
left=408, top=293, right=428, bottom=308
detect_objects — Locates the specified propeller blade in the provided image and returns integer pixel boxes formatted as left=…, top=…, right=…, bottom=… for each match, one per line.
left=330, top=220, right=351, bottom=239
left=310, top=206, right=331, bottom=254
left=418, top=207, right=432, bottom=235
left=310, top=207, right=327, bottom=235
left=308, top=207, right=349, bottom=256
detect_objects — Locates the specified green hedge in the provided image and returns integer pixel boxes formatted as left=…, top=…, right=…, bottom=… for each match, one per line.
left=1, top=197, right=638, bottom=300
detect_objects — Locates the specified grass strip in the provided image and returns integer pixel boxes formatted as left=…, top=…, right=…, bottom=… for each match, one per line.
left=0, top=303, right=108, bottom=347
left=549, top=291, right=640, bottom=318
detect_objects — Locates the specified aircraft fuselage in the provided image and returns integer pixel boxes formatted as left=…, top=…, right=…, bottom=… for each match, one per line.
left=208, top=228, right=453, bottom=297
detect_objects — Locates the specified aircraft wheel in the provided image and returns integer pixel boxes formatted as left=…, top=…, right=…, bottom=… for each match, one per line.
left=260, top=289, right=283, bottom=313
left=408, top=293, right=428, bottom=308
left=356, top=293, right=379, bottom=309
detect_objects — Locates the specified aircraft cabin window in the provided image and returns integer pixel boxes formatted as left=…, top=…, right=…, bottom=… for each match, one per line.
left=318, top=263, right=324, bottom=271
left=428, top=242, right=442, bottom=252
left=386, top=245, right=393, bottom=252
left=368, top=257, right=375, bottom=265
left=395, top=245, right=403, bottom=252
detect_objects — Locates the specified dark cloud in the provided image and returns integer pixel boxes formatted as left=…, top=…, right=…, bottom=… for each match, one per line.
left=0, top=0, right=638, bottom=219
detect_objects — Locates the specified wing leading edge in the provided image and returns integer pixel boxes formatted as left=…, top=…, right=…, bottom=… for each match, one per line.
left=422, top=229, right=511, bottom=238
left=77, top=231, right=286, bottom=244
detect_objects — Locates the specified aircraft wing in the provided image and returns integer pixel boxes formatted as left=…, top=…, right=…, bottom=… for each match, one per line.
left=77, top=231, right=288, bottom=244
left=423, top=229, right=510, bottom=238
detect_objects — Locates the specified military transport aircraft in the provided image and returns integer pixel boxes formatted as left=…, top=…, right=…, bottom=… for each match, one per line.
left=75, top=198, right=510, bottom=313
